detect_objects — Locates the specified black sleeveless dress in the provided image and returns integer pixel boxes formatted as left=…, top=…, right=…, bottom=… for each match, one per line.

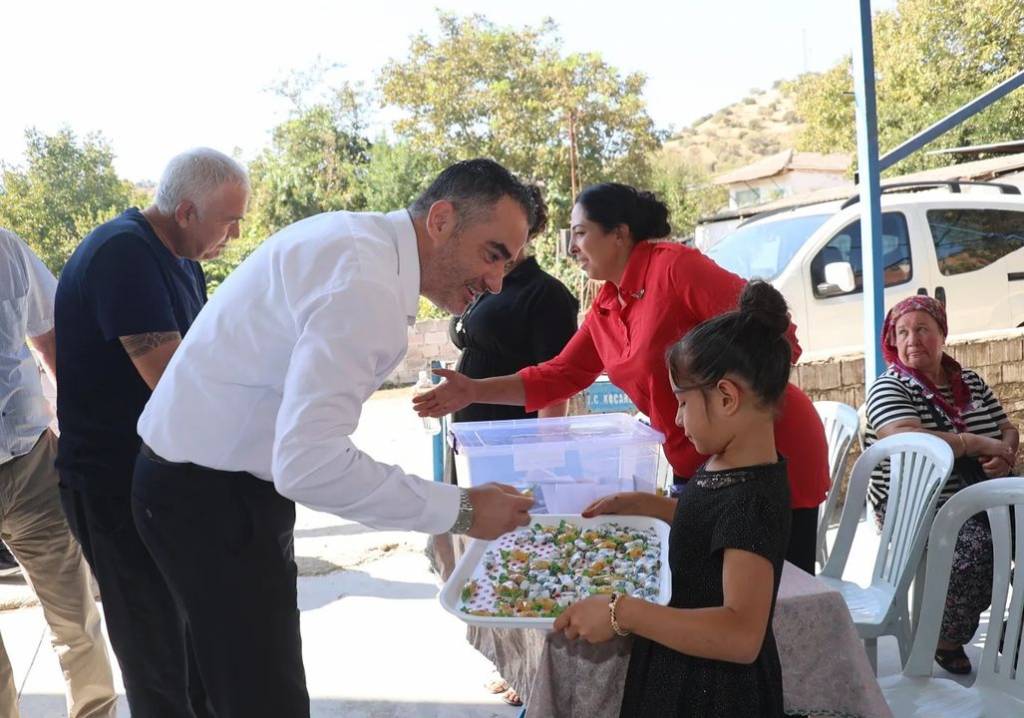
left=619, top=460, right=791, bottom=718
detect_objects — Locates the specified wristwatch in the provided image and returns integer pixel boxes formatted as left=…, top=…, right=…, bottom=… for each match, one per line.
left=450, top=488, right=475, bottom=535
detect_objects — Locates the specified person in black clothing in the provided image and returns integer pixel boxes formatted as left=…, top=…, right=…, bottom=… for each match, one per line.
left=439, top=186, right=578, bottom=706
left=55, top=148, right=249, bottom=717
left=555, top=280, right=793, bottom=718
left=444, top=184, right=579, bottom=461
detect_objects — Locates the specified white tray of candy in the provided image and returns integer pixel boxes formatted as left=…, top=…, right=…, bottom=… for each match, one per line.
left=439, top=514, right=672, bottom=629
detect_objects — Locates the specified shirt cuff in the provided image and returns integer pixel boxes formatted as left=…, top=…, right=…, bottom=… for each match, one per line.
left=419, top=480, right=461, bottom=535
left=518, top=366, right=545, bottom=413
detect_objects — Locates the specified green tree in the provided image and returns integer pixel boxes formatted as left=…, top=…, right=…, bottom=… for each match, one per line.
left=246, top=84, right=372, bottom=239
left=362, top=139, right=441, bottom=213
left=204, top=77, right=375, bottom=289
left=0, top=128, right=142, bottom=273
left=648, top=153, right=727, bottom=241
left=793, top=0, right=1024, bottom=173
left=378, top=12, right=662, bottom=233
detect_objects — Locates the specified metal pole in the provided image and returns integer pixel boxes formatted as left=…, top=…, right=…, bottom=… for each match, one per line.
left=852, top=0, right=885, bottom=390
left=431, top=360, right=444, bottom=482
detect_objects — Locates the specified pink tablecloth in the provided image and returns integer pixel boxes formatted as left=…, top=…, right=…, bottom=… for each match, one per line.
left=468, top=562, right=893, bottom=718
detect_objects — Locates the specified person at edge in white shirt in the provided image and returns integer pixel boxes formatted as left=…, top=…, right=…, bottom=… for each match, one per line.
left=0, top=228, right=117, bottom=718
left=133, top=158, right=536, bottom=717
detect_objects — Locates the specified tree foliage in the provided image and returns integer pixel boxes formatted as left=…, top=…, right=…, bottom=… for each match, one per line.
left=203, top=75, right=379, bottom=289
left=379, top=12, right=662, bottom=230
left=1, top=14, right=723, bottom=324
left=793, top=0, right=1024, bottom=173
left=0, top=128, right=143, bottom=273
left=648, top=153, right=727, bottom=240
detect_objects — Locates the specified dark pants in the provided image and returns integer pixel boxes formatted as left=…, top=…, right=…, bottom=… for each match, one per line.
left=59, top=481, right=210, bottom=718
left=672, top=476, right=818, bottom=575
left=132, top=450, right=309, bottom=718
left=786, top=507, right=818, bottom=575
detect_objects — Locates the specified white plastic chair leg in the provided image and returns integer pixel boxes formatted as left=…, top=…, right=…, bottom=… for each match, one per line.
left=864, top=637, right=878, bottom=675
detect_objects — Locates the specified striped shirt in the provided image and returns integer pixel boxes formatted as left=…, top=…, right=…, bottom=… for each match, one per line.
left=864, top=368, right=1007, bottom=510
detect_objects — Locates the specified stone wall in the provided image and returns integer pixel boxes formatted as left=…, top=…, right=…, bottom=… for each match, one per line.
left=792, top=329, right=1024, bottom=429
left=389, top=319, right=461, bottom=387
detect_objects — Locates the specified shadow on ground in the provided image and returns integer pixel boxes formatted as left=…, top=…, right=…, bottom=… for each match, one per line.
left=17, top=694, right=518, bottom=718
left=298, top=569, right=439, bottom=612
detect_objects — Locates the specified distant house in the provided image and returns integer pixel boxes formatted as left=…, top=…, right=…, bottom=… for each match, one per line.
left=694, top=148, right=1024, bottom=253
left=693, top=150, right=851, bottom=250
left=714, top=149, right=851, bottom=210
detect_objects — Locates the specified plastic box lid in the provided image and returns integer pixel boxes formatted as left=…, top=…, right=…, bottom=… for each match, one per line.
left=448, top=413, right=665, bottom=456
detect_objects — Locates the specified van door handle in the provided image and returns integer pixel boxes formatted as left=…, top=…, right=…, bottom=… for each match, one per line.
left=916, top=287, right=928, bottom=296
left=935, top=286, right=946, bottom=307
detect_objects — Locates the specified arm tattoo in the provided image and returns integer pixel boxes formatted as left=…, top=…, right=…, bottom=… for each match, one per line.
left=120, top=331, right=181, bottom=358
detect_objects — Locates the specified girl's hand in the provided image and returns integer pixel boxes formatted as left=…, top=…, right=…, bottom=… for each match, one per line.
left=582, top=492, right=653, bottom=518
left=412, top=369, right=477, bottom=418
left=553, top=595, right=616, bottom=644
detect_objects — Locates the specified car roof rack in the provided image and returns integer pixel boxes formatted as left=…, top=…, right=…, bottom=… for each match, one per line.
left=839, top=180, right=1020, bottom=209
left=735, top=205, right=811, bottom=228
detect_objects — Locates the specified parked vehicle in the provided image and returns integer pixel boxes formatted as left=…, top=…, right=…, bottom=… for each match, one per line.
left=706, top=182, right=1024, bottom=359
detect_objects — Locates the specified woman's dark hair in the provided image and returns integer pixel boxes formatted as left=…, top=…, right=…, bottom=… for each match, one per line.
left=575, top=183, right=671, bottom=241
left=667, top=280, right=792, bottom=407
left=526, top=184, right=549, bottom=239
left=410, top=158, right=537, bottom=231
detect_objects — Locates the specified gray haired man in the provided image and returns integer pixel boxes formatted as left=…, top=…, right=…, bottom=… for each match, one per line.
left=55, top=148, right=248, bottom=717
left=0, top=228, right=117, bottom=717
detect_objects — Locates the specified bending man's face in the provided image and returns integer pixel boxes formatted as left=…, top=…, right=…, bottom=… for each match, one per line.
left=422, top=195, right=529, bottom=314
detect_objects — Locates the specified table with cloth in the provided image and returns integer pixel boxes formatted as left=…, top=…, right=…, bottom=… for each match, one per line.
left=466, top=562, right=893, bottom=718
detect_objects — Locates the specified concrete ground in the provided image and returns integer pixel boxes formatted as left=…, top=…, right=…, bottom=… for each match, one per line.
left=0, top=387, right=986, bottom=716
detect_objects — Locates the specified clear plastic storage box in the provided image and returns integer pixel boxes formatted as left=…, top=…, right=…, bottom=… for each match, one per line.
left=448, top=413, right=666, bottom=514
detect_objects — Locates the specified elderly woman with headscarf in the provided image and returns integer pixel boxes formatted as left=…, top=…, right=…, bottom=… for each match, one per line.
left=863, top=295, right=1018, bottom=675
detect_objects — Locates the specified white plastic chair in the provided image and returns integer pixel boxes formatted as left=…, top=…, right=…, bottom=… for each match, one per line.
left=819, top=432, right=954, bottom=672
left=881, top=477, right=1024, bottom=717
left=814, top=401, right=861, bottom=568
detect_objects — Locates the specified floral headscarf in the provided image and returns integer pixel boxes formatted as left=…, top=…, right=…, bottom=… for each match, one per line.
left=881, top=296, right=973, bottom=431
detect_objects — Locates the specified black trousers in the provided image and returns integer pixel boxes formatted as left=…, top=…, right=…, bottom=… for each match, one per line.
left=59, top=481, right=210, bottom=718
left=786, top=507, right=818, bottom=575
left=672, top=476, right=819, bottom=575
left=132, top=450, right=309, bottom=718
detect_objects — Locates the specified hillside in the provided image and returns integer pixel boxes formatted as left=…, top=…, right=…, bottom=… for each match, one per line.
left=662, top=82, right=804, bottom=174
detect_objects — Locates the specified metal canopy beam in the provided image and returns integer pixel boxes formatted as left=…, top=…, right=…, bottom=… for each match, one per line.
left=879, top=69, right=1024, bottom=171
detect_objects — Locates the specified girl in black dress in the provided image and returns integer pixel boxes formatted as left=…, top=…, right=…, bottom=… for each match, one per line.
left=553, top=280, right=793, bottom=717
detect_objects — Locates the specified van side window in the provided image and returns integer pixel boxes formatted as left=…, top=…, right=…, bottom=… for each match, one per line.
left=927, top=209, right=1024, bottom=276
left=810, top=213, right=912, bottom=298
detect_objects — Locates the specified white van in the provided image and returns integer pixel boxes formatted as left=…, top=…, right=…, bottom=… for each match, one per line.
left=705, top=183, right=1024, bottom=359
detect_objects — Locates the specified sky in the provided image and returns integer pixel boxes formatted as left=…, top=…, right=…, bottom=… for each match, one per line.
left=1, top=0, right=898, bottom=183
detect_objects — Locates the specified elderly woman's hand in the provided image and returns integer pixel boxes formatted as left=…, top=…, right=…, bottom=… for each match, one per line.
left=967, top=434, right=1016, bottom=464
left=980, top=455, right=1013, bottom=478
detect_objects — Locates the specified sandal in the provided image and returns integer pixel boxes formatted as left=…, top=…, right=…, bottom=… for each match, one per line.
left=502, top=688, right=523, bottom=707
left=934, top=646, right=972, bottom=675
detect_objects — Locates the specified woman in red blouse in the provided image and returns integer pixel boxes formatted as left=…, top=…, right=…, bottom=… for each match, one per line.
left=414, top=183, right=829, bottom=573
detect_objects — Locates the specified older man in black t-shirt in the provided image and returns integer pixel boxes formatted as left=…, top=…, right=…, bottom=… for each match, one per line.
left=55, top=148, right=248, bottom=717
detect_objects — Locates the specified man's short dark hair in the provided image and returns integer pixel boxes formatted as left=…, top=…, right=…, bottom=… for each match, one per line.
left=410, top=158, right=536, bottom=232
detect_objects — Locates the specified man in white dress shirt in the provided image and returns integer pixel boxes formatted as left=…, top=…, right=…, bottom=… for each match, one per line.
left=0, top=228, right=117, bottom=718
left=133, top=158, right=536, bottom=715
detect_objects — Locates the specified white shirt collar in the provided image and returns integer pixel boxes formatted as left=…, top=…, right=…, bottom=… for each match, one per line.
left=387, top=210, right=420, bottom=326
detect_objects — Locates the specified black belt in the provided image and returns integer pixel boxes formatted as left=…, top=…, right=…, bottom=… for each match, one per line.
left=139, top=443, right=192, bottom=467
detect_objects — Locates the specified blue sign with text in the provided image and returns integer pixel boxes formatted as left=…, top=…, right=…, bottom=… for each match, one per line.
left=585, top=380, right=636, bottom=414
